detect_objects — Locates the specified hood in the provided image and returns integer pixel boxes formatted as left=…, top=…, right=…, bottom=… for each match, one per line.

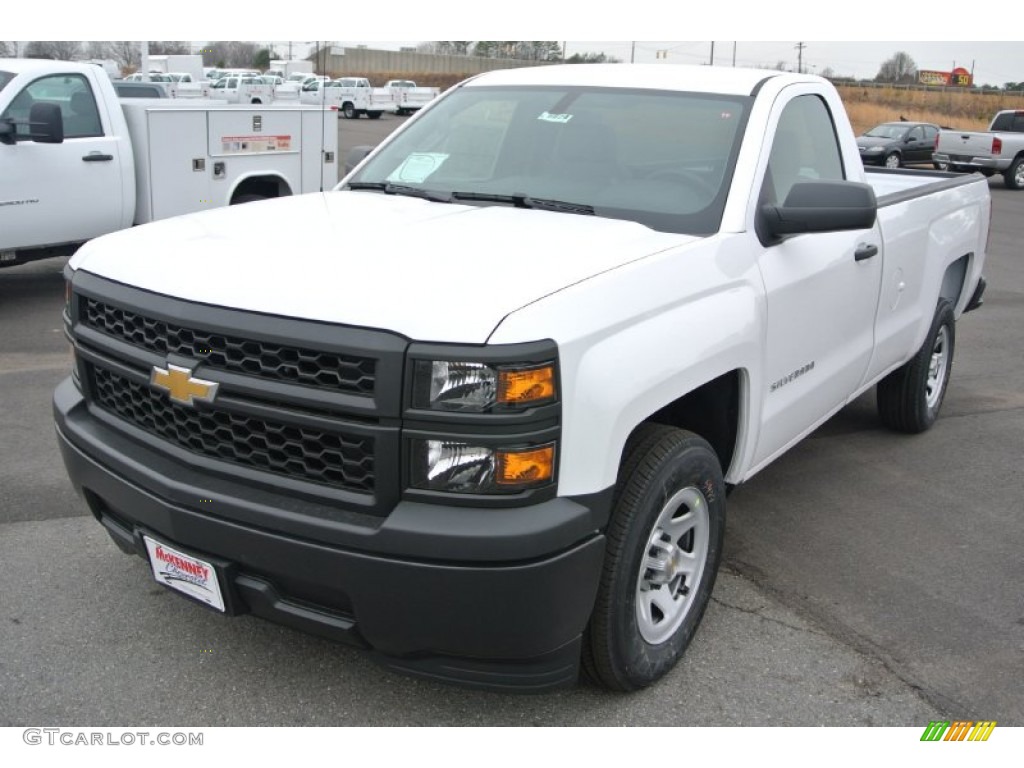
left=70, top=190, right=693, bottom=343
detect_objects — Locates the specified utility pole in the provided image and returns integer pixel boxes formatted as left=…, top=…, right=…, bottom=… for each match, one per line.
left=630, top=41, right=635, bottom=64
left=732, top=41, right=737, bottom=67
left=710, top=42, right=715, bottom=66
left=795, top=41, right=806, bottom=74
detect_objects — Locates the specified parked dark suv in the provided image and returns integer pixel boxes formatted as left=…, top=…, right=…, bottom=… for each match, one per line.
left=857, top=121, right=940, bottom=168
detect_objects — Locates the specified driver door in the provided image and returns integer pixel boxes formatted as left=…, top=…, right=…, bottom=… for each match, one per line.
left=1, top=72, right=123, bottom=252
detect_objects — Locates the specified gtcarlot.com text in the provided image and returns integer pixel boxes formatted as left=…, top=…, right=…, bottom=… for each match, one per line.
left=23, top=729, right=203, bottom=746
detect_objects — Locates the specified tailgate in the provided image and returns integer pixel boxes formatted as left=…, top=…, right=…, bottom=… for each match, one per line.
left=939, top=130, right=995, bottom=158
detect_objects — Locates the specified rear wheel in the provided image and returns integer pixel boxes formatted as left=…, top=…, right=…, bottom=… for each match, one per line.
left=583, top=424, right=725, bottom=691
left=1004, top=156, right=1024, bottom=190
left=877, top=300, right=955, bottom=433
left=884, top=152, right=902, bottom=169
left=367, top=111, right=382, bottom=120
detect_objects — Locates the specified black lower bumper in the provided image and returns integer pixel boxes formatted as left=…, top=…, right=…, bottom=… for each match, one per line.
left=54, top=379, right=608, bottom=691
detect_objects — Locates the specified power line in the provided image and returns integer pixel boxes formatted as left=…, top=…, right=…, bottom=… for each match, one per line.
left=795, top=42, right=806, bottom=74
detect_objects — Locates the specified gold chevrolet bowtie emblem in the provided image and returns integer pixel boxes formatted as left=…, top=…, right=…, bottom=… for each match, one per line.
left=150, top=364, right=219, bottom=406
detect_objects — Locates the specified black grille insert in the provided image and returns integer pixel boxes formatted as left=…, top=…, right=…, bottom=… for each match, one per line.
left=82, top=298, right=376, bottom=395
left=91, top=366, right=375, bottom=493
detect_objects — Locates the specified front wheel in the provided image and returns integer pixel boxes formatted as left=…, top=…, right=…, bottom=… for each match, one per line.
left=342, top=102, right=356, bottom=119
left=1004, top=156, right=1024, bottom=190
left=884, top=152, right=902, bottom=169
left=583, top=424, right=725, bottom=691
left=877, top=300, right=955, bottom=433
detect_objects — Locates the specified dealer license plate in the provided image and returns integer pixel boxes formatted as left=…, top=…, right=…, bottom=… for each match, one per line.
left=143, top=535, right=225, bottom=612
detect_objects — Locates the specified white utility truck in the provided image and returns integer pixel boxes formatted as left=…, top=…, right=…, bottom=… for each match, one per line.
left=0, top=59, right=338, bottom=267
left=384, top=79, right=441, bottom=115
left=209, top=75, right=274, bottom=104
left=146, top=54, right=205, bottom=84
left=55, top=65, right=989, bottom=692
left=300, top=77, right=397, bottom=119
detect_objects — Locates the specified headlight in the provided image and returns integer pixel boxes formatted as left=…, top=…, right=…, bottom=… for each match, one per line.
left=410, top=439, right=555, bottom=493
left=412, top=360, right=556, bottom=412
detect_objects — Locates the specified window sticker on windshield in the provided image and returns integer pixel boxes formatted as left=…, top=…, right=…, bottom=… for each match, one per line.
left=386, top=153, right=449, bottom=183
left=537, top=111, right=573, bottom=124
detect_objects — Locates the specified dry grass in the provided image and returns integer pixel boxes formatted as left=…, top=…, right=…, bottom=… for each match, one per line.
left=837, top=84, right=1024, bottom=134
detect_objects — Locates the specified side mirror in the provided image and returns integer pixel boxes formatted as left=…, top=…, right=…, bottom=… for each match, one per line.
left=29, top=103, right=64, bottom=144
left=758, top=181, right=876, bottom=244
left=345, top=145, right=376, bottom=174
left=0, top=102, right=64, bottom=145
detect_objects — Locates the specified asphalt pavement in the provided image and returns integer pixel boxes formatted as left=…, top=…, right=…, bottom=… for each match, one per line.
left=1, top=152, right=1020, bottom=725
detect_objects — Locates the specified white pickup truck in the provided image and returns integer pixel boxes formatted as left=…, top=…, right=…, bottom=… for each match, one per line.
left=209, top=75, right=274, bottom=105
left=934, top=109, right=1024, bottom=189
left=54, top=64, right=989, bottom=692
left=300, top=77, right=397, bottom=119
left=384, top=79, right=441, bottom=115
left=0, top=59, right=338, bottom=267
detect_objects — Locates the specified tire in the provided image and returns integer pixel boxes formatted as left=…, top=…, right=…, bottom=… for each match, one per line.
left=583, top=423, right=725, bottom=691
left=367, top=111, right=382, bottom=120
left=231, top=194, right=267, bottom=205
left=1003, top=156, right=1024, bottom=190
left=877, top=299, right=955, bottom=433
left=933, top=160, right=949, bottom=171
left=884, top=152, right=902, bottom=169
left=251, top=98, right=262, bottom=104
left=342, top=102, right=356, bottom=120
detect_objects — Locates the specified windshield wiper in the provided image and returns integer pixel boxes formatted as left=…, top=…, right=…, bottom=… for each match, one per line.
left=449, top=191, right=594, bottom=215
left=346, top=181, right=452, bottom=203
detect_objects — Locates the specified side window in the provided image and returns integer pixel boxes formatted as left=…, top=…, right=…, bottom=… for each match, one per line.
left=0, top=73, right=102, bottom=139
left=762, top=94, right=844, bottom=206
left=908, top=126, right=924, bottom=141
left=923, top=125, right=938, bottom=142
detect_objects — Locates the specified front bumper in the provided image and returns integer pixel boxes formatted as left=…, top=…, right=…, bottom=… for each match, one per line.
left=55, top=378, right=609, bottom=690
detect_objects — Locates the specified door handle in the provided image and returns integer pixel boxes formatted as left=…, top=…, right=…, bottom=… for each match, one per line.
left=82, top=153, right=113, bottom=162
left=854, top=243, right=879, bottom=262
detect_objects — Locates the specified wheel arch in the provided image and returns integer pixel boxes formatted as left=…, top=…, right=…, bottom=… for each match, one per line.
left=228, top=173, right=294, bottom=204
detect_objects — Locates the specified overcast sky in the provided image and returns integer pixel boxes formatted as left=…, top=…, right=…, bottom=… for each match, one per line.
left=9, top=1, right=1024, bottom=86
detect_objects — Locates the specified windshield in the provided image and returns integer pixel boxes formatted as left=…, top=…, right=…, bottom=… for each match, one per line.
left=0, top=71, right=13, bottom=93
left=346, top=85, right=750, bottom=236
left=864, top=124, right=906, bottom=139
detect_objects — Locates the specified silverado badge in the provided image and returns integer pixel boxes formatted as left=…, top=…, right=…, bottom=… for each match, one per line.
left=150, top=364, right=219, bottom=406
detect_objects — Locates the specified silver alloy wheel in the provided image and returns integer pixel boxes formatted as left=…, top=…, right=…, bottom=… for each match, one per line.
left=926, top=325, right=950, bottom=409
left=1015, top=161, right=1024, bottom=188
left=635, top=486, right=710, bottom=644
left=885, top=153, right=901, bottom=169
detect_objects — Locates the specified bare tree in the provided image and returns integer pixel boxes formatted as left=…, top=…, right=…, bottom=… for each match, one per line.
left=109, top=41, right=141, bottom=71
left=149, top=41, right=191, bottom=55
left=876, top=51, right=917, bottom=83
left=201, top=41, right=258, bottom=68
left=85, top=41, right=113, bottom=60
left=24, top=41, right=83, bottom=60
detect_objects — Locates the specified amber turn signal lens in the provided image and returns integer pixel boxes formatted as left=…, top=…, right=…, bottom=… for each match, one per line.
left=496, top=444, right=555, bottom=487
left=497, top=365, right=556, bottom=406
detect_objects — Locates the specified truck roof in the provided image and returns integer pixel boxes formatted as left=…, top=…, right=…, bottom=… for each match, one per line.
left=463, top=63, right=818, bottom=96
left=0, top=58, right=95, bottom=75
